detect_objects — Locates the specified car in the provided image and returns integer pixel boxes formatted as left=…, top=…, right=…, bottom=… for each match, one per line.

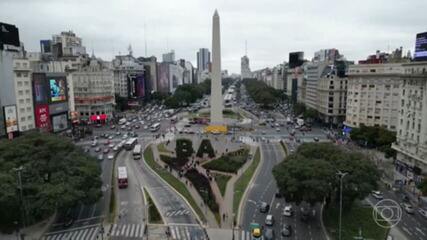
left=107, top=154, right=114, bottom=160
left=103, top=148, right=109, bottom=154
left=110, top=125, right=116, bottom=129
left=260, top=202, right=269, bottom=213
left=283, top=205, right=293, bottom=217
left=261, top=130, right=266, bottom=135
left=94, top=147, right=101, bottom=152
left=113, top=146, right=119, bottom=151
left=313, top=137, right=319, bottom=142
left=265, top=214, right=274, bottom=226
left=115, top=131, right=121, bottom=136
left=276, top=128, right=281, bottom=132
left=97, top=154, right=104, bottom=161
left=402, top=203, right=415, bottom=214
left=109, top=143, right=115, bottom=148
left=108, top=136, right=113, bottom=140
left=281, top=224, right=292, bottom=237
left=143, top=125, right=148, bottom=130
left=371, top=191, right=384, bottom=200
left=250, top=223, right=262, bottom=239
left=121, top=125, right=126, bottom=130
left=263, top=228, right=275, bottom=240
left=134, top=124, right=140, bottom=129
left=91, top=141, right=97, bottom=147
left=122, top=134, right=128, bottom=139
left=418, top=208, right=427, bottom=219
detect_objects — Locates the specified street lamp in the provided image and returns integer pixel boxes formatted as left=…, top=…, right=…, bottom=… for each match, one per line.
left=336, top=170, right=348, bottom=240
left=13, top=166, right=26, bottom=229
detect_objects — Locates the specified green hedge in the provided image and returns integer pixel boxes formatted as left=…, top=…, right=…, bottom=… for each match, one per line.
left=204, top=149, right=249, bottom=173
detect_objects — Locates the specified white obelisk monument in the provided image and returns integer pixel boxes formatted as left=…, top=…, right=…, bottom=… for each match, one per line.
left=210, top=10, right=224, bottom=127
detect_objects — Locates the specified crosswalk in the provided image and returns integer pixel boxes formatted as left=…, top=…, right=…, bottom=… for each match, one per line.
left=110, top=223, right=145, bottom=238
left=239, top=230, right=264, bottom=240
left=168, top=225, right=207, bottom=240
left=165, top=209, right=191, bottom=217
left=42, top=225, right=100, bottom=240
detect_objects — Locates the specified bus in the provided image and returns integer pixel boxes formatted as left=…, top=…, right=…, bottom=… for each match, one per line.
left=133, top=144, right=142, bottom=160
left=124, top=138, right=138, bottom=151
left=150, top=122, right=161, bottom=132
left=117, top=166, right=128, bottom=188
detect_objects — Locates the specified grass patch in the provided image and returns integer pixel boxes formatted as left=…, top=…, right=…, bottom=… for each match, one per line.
left=323, top=202, right=389, bottom=240
left=160, top=154, right=189, bottom=171
left=143, top=146, right=205, bottom=223
left=144, top=188, right=163, bottom=224
left=197, top=110, right=242, bottom=119
left=215, top=174, right=232, bottom=197
left=203, top=148, right=249, bottom=173
left=279, top=140, right=288, bottom=155
left=157, top=143, right=173, bottom=154
left=233, top=148, right=260, bottom=217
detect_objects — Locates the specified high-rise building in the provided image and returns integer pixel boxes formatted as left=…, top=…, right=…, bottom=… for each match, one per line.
left=138, top=56, right=158, bottom=92
left=68, top=56, right=115, bottom=123
left=162, top=50, right=175, bottom=63
left=197, top=48, right=210, bottom=72
left=241, top=55, right=251, bottom=79
left=392, top=61, right=427, bottom=184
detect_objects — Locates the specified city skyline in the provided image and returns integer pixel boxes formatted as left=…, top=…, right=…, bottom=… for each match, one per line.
left=1, top=0, right=426, bottom=73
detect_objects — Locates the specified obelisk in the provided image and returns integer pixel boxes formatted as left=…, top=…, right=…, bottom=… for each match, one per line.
left=210, top=9, right=224, bottom=126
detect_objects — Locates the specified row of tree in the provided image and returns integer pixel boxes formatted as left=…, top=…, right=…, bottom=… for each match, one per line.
left=272, top=143, right=379, bottom=208
left=164, top=80, right=212, bottom=108
left=293, top=102, right=319, bottom=121
left=0, top=132, right=102, bottom=231
left=350, top=124, right=397, bottom=158
left=243, top=78, right=284, bottom=108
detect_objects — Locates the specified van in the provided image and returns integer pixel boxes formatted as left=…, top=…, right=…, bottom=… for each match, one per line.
left=265, top=214, right=274, bottom=226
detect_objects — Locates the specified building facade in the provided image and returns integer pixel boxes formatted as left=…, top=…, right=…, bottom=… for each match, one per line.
left=345, top=63, right=403, bottom=131
left=112, top=54, right=144, bottom=97
left=197, top=48, right=210, bottom=72
left=162, top=50, right=175, bottom=63
left=69, top=58, right=115, bottom=122
left=13, top=58, right=35, bottom=132
left=241, top=55, right=251, bottom=79
left=392, top=61, right=427, bottom=183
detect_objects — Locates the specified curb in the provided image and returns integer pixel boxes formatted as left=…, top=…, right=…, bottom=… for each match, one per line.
left=142, top=186, right=166, bottom=225
left=142, top=144, right=205, bottom=227
left=320, top=202, right=331, bottom=240
left=236, top=144, right=262, bottom=226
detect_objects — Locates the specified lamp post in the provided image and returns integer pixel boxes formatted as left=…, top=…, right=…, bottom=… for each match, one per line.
left=13, top=166, right=26, bottom=229
left=337, top=170, right=348, bottom=240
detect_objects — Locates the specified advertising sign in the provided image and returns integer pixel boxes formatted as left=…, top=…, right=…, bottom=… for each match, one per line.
left=40, top=40, right=52, bottom=54
left=52, top=113, right=68, bottom=133
left=0, top=22, right=20, bottom=47
left=414, top=32, right=427, bottom=61
left=136, top=74, right=145, bottom=98
left=49, top=102, right=69, bottom=115
left=3, top=105, right=18, bottom=133
left=49, top=77, right=67, bottom=102
left=32, top=73, right=48, bottom=104
left=35, top=104, right=51, bottom=131
left=157, top=63, right=170, bottom=93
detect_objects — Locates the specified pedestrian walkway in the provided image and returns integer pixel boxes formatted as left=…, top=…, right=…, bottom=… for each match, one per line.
left=239, top=229, right=264, bottom=240
left=109, top=223, right=145, bottom=239
left=41, top=225, right=101, bottom=240
left=165, top=209, right=191, bottom=217
left=168, top=224, right=207, bottom=240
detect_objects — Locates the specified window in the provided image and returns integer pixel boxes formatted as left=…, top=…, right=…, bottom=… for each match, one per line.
left=16, top=72, right=22, bottom=77
left=370, top=69, right=376, bottom=73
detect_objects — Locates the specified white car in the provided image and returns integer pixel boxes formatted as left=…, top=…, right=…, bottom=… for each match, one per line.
left=107, top=154, right=114, bottom=160
left=402, top=203, right=415, bottom=214
left=371, top=191, right=384, bottom=200
left=283, top=205, right=293, bottom=217
left=265, top=214, right=274, bottom=226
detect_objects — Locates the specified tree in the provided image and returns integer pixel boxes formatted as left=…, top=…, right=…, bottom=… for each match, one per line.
left=0, top=132, right=102, bottom=231
left=175, top=138, right=194, bottom=160
left=272, top=143, right=379, bottom=208
left=350, top=125, right=397, bottom=158
left=419, top=178, right=427, bottom=196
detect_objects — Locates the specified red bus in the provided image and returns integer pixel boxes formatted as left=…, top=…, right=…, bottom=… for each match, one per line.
left=117, top=167, right=128, bottom=188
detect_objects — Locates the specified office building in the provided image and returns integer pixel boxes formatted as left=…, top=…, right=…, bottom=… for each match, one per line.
left=197, top=48, right=210, bottom=72
left=241, top=55, right=251, bottom=79
left=138, top=56, right=158, bottom=92
left=162, top=50, right=175, bottom=63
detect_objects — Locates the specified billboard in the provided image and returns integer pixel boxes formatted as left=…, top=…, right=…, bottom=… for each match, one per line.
left=49, top=77, right=67, bottom=102
left=0, top=22, right=20, bottom=48
left=40, top=40, right=52, bottom=54
left=157, top=63, right=170, bottom=93
left=32, top=73, right=48, bottom=104
left=135, top=74, right=145, bottom=98
left=49, top=102, right=69, bottom=115
left=34, top=104, right=51, bottom=131
left=3, top=105, right=18, bottom=133
left=52, top=113, right=68, bottom=133
left=289, top=52, right=304, bottom=68
left=414, top=32, right=427, bottom=61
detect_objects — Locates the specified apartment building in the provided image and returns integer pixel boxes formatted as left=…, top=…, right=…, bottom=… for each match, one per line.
left=345, top=63, right=403, bottom=131
left=13, top=58, right=35, bottom=132
left=392, top=61, right=427, bottom=183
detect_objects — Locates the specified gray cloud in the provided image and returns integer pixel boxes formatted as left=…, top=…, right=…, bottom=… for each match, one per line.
left=1, top=0, right=426, bottom=73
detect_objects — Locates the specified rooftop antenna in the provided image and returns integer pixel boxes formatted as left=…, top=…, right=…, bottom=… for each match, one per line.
left=144, top=22, right=148, bottom=56
left=245, top=40, right=248, bottom=56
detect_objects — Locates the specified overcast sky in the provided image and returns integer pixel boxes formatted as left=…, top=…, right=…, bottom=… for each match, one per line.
left=1, top=0, right=426, bottom=73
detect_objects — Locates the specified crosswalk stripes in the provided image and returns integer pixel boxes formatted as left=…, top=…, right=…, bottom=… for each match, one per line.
left=165, top=209, right=190, bottom=217
left=110, top=223, right=144, bottom=238
left=239, top=230, right=264, bottom=240
left=42, top=226, right=100, bottom=240
left=168, top=225, right=207, bottom=240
